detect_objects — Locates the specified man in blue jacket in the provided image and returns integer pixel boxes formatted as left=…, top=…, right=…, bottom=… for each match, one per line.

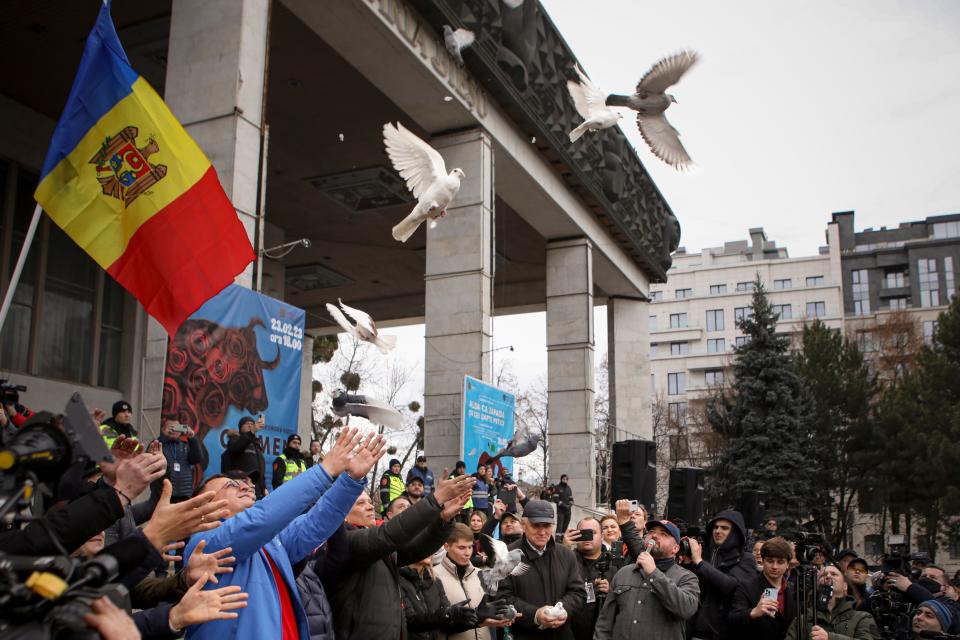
left=182, top=427, right=385, bottom=640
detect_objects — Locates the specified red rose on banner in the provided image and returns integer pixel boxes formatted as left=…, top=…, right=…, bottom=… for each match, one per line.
left=163, top=318, right=280, bottom=445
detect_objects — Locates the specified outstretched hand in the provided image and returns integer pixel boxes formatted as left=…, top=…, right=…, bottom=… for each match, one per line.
left=186, top=538, right=236, bottom=586
left=142, top=480, right=229, bottom=552
left=168, top=572, right=248, bottom=630
left=321, top=427, right=363, bottom=477
left=441, top=490, right=470, bottom=521
left=346, top=433, right=387, bottom=480
left=435, top=469, right=476, bottom=503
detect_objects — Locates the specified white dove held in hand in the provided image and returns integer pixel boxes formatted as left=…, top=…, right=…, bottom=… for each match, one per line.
left=325, top=298, right=397, bottom=354
left=567, top=66, right=623, bottom=142
left=383, top=122, right=464, bottom=242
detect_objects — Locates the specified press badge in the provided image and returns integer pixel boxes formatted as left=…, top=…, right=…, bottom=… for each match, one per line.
left=585, top=581, right=596, bottom=603
left=173, top=462, right=181, bottom=472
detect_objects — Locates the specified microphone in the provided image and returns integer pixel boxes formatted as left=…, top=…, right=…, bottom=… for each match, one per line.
left=643, top=538, right=656, bottom=554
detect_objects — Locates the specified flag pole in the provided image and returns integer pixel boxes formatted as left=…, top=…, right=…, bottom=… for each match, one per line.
left=0, top=202, right=43, bottom=333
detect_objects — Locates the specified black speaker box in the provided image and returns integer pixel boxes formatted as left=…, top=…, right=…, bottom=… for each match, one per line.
left=666, top=467, right=704, bottom=527
left=737, top=490, right=768, bottom=531
left=610, top=439, right=656, bottom=512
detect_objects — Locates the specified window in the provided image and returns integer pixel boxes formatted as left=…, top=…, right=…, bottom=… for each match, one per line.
left=933, top=221, right=960, bottom=239
left=923, top=320, right=937, bottom=345
left=851, top=269, right=870, bottom=315
left=736, top=281, right=754, bottom=292
left=670, top=342, right=689, bottom=356
left=668, top=435, right=690, bottom=459
left=919, top=258, right=940, bottom=307
left=857, top=331, right=876, bottom=353
left=859, top=488, right=882, bottom=514
left=650, top=343, right=659, bottom=356
left=650, top=290, right=663, bottom=302
left=705, top=309, right=724, bottom=332
left=806, top=301, right=826, bottom=318
left=0, top=160, right=128, bottom=387
left=773, top=278, right=792, bottom=290
left=707, top=338, right=726, bottom=353
left=883, top=271, right=905, bottom=289
left=771, top=304, right=792, bottom=320
left=669, top=313, right=688, bottom=328
left=675, top=288, right=693, bottom=299
left=709, top=284, right=727, bottom=295
left=735, top=336, right=750, bottom=347
left=668, top=402, right=687, bottom=423
left=863, top=534, right=883, bottom=556
left=734, top=307, right=753, bottom=323
left=806, top=275, right=825, bottom=286
left=667, top=372, right=687, bottom=395
left=946, top=257, right=955, bottom=301
left=889, top=297, right=908, bottom=310
left=649, top=315, right=658, bottom=330
left=705, top=369, right=724, bottom=386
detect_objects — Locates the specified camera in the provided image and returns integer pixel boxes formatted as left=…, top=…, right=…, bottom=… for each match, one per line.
left=0, top=379, right=27, bottom=407
left=792, top=531, right=826, bottom=565
left=869, top=590, right=914, bottom=640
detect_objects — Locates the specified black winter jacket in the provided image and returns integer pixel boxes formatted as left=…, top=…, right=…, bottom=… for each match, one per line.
left=684, top=509, right=758, bottom=640
left=496, top=536, right=587, bottom=640
left=319, top=493, right=454, bottom=640
left=297, top=561, right=337, bottom=640
left=222, top=430, right=265, bottom=497
left=400, top=565, right=473, bottom=640
left=729, top=573, right=797, bottom=640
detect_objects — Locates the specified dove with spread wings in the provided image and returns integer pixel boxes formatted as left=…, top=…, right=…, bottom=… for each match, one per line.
left=477, top=534, right=529, bottom=595
left=567, top=66, right=623, bottom=142
left=605, top=50, right=700, bottom=171
left=326, top=298, right=397, bottom=354
left=382, top=122, right=464, bottom=242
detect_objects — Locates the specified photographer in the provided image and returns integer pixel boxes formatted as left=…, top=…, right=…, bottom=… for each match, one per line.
left=566, top=517, right=619, bottom=640
left=884, top=566, right=960, bottom=634
left=222, top=415, right=267, bottom=498
left=555, top=474, right=574, bottom=533
left=911, top=601, right=954, bottom=639
left=785, top=565, right=879, bottom=640
left=154, top=418, right=204, bottom=503
left=681, top=509, right=758, bottom=640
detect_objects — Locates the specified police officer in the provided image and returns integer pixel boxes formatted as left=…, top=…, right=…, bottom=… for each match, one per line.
left=379, top=457, right=405, bottom=513
left=99, top=400, right=137, bottom=448
left=272, top=433, right=307, bottom=490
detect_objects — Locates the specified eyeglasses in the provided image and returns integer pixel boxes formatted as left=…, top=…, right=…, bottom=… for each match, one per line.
left=215, top=479, right=252, bottom=495
left=847, top=567, right=868, bottom=574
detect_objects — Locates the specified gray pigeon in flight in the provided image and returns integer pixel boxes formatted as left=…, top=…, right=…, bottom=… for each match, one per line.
left=442, top=26, right=475, bottom=66
left=383, top=122, right=465, bottom=242
left=490, top=423, right=539, bottom=461
left=477, top=534, right=529, bottom=595
left=567, top=66, right=623, bottom=142
left=326, top=298, right=397, bottom=354
left=605, top=50, right=700, bottom=171
left=330, top=390, right=403, bottom=430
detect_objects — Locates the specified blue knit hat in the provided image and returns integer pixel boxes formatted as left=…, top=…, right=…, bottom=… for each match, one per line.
left=919, top=600, right=953, bottom=631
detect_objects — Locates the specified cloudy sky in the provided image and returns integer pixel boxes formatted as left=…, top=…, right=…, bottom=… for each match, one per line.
left=319, top=0, right=960, bottom=407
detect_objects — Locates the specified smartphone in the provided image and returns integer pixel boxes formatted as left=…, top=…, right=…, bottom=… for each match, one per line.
left=762, top=587, right=778, bottom=601
left=578, top=529, right=595, bottom=541
left=628, top=499, right=639, bottom=513
left=171, top=424, right=190, bottom=434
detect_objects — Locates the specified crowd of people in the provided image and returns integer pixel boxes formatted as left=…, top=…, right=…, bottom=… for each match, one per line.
left=1, top=397, right=959, bottom=640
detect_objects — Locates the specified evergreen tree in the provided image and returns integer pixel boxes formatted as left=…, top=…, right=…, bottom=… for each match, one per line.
left=795, top=320, right=876, bottom=547
left=706, top=278, right=819, bottom=522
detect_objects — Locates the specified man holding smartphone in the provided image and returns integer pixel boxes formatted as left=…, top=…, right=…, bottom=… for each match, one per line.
left=566, top=517, right=619, bottom=640
left=154, top=418, right=203, bottom=503
left=729, top=537, right=797, bottom=640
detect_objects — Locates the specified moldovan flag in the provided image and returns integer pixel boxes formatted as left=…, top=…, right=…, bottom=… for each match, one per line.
left=34, top=1, right=255, bottom=336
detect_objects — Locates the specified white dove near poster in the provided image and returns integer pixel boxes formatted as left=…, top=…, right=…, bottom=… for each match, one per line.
left=326, top=298, right=396, bottom=354
left=382, top=122, right=464, bottom=242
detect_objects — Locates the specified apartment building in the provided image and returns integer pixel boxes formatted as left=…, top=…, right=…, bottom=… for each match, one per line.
left=648, top=226, right=844, bottom=428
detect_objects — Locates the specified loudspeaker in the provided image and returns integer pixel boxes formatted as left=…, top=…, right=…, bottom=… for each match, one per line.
left=737, top=490, right=768, bottom=531
left=610, top=439, right=656, bottom=512
left=666, top=467, right=704, bottom=527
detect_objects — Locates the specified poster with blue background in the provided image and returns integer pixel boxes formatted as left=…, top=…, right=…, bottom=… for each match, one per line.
left=461, top=375, right=516, bottom=479
left=162, top=284, right=305, bottom=487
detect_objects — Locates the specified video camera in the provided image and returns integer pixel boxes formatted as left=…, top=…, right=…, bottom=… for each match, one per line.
left=792, top=531, right=827, bottom=565
left=0, top=380, right=27, bottom=408
left=0, top=393, right=125, bottom=638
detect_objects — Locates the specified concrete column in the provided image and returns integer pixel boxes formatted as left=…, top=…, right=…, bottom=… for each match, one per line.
left=546, top=238, right=595, bottom=509
left=607, top=296, right=651, bottom=441
left=164, top=0, right=269, bottom=287
left=423, top=129, right=494, bottom=474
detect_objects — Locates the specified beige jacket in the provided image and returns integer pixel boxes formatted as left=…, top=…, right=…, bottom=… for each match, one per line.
left=434, top=556, right=491, bottom=640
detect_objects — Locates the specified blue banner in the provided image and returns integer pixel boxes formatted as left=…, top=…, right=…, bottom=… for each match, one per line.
left=462, top=375, right=516, bottom=479
left=162, top=284, right=305, bottom=487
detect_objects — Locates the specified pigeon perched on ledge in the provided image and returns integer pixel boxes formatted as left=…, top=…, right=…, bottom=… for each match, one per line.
left=605, top=50, right=700, bottom=171
left=382, top=122, right=465, bottom=242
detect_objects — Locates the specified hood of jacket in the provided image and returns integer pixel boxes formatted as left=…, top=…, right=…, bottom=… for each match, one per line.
left=704, top=509, right=748, bottom=567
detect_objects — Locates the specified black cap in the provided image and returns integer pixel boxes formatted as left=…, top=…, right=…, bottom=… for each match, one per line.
left=836, top=548, right=858, bottom=561
left=407, top=476, right=423, bottom=485
left=389, top=458, right=401, bottom=467
left=522, top=500, right=555, bottom=524
left=501, top=510, right=521, bottom=523
left=847, top=557, right=869, bottom=570
left=286, top=434, right=301, bottom=445
left=112, top=401, right=132, bottom=417
left=416, top=455, right=427, bottom=462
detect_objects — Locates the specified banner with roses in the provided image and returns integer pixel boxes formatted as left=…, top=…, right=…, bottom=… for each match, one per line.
left=163, top=284, right=306, bottom=486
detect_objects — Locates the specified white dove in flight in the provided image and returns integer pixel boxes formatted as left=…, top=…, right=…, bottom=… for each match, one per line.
left=605, top=50, right=700, bottom=171
left=567, top=66, right=623, bottom=143
left=477, top=534, right=529, bottom=595
left=325, top=298, right=397, bottom=354
left=382, top=122, right=465, bottom=242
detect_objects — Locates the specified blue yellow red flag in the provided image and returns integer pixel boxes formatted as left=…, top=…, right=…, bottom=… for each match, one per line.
left=34, top=0, right=254, bottom=336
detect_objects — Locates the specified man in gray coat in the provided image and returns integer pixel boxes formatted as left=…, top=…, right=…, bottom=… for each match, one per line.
left=594, top=519, right=700, bottom=640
